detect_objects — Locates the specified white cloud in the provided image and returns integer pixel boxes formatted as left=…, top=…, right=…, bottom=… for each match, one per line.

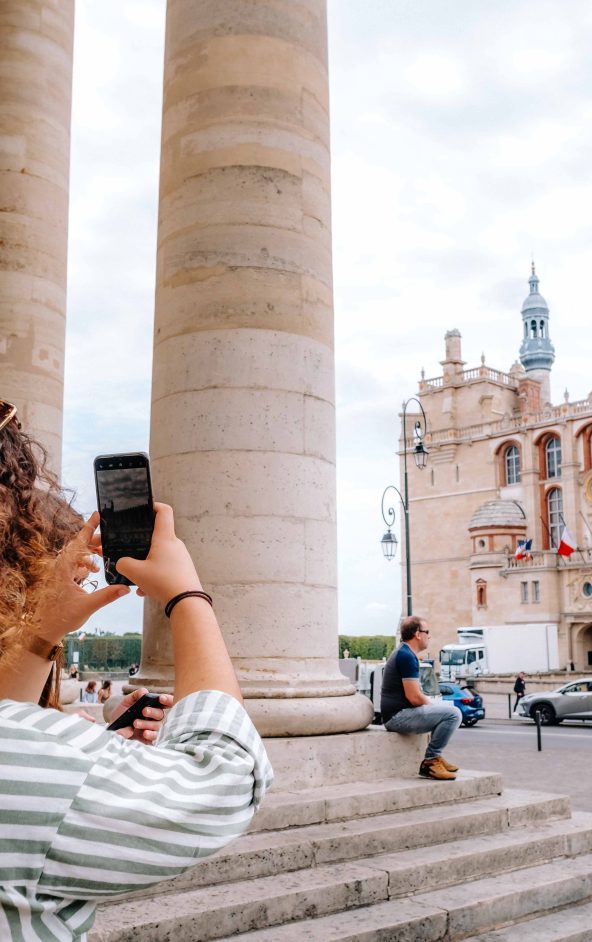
left=403, top=53, right=468, bottom=101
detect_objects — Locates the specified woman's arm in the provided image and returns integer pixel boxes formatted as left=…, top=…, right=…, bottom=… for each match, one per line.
left=116, top=503, right=242, bottom=704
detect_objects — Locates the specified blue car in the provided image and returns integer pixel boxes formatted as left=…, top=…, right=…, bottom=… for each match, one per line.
left=438, top=682, right=485, bottom=727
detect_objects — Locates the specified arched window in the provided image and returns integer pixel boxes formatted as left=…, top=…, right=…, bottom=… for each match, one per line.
left=524, top=322, right=528, bottom=339
left=576, top=424, right=592, bottom=472
left=585, top=428, right=592, bottom=472
left=530, top=319, right=537, bottom=338
left=547, top=487, right=563, bottom=549
left=505, top=445, right=521, bottom=485
left=545, top=437, right=562, bottom=479
left=540, top=320, right=545, bottom=338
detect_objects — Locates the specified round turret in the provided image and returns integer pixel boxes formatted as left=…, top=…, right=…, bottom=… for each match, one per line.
left=469, top=499, right=527, bottom=531
left=519, top=264, right=555, bottom=396
left=469, top=499, right=527, bottom=557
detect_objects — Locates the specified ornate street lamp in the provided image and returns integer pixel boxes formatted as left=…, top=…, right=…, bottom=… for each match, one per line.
left=380, top=397, right=429, bottom=615
left=380, top=511, right=399, bottom=561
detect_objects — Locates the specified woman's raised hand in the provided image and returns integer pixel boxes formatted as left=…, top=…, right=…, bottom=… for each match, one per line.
left=116, top=503, right=201, bottom=605
left=33, top=512, right=130, bottom=643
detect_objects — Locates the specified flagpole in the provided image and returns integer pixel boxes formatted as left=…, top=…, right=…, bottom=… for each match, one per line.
left=558, top=514, right=585, bottom=562
left=540, top=514, right=552, bottom=547
left=579, top=510, right=592, bottom=542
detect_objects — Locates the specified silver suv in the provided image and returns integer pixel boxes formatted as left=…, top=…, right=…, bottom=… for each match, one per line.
left=518, top=679, right=592, bottom=725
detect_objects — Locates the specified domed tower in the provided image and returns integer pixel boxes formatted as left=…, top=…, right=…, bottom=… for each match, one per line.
left=519, top=263, right=555, bottom=404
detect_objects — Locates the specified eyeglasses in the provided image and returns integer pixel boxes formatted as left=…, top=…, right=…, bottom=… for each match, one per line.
left=418, top=628, right=430, bottom=635
left=0, top=399, right=18, bottom=433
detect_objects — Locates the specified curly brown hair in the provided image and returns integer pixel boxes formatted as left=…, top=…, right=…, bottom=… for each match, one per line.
left=0, top=417, right=82, bottom=707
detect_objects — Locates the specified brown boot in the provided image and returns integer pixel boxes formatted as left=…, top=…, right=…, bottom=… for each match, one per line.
left=440, top=756, right=459, bottom=773
left=419, top=757, right=457, bottom=780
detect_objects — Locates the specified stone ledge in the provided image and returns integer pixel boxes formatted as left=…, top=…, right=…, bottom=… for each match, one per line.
left=263, top=725, right=427, bottom=790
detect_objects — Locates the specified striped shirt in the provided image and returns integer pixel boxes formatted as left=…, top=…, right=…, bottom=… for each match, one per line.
left=0, top=689, right=273, bottom=941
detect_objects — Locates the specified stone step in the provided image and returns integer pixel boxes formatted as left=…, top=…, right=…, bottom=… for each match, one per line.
left=251, top=770, right=503, bottom=832
left=90, top=794, right=581, bottom=942
left=363, top=811, right=592, bottom=898
left=414, top=852, right=592, bottom=940
left=105, top=785, right=569, bottom=901
left=463, top=898, right=592, bottom=941
left=210, top=853, right=592, bottom=942
left=90, top=859, right=388, bottom=942
left=263, top=727, right=425, bottom=790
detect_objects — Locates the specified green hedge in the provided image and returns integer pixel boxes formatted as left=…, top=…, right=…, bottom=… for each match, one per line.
left=65, top=633, right=142, bottom=671
left=339, top=635, right=396, bottom=660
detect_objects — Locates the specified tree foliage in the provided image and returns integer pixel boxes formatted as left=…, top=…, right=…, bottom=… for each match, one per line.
left=339, top=635, right=396, bottom=660
left=65, top=633, right=141, bottom=670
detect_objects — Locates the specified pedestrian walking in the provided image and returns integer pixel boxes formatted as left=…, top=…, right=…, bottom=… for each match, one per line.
left=513, top=672, right=526, bottom=712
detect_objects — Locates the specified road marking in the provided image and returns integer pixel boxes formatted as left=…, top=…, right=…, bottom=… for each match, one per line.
left=474, top=727, right=592, bottom=741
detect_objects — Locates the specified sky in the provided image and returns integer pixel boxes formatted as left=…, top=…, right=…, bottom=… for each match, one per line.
left=63, top=0, right=592, bottom=636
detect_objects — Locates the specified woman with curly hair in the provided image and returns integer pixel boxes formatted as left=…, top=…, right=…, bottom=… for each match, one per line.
left=0, top=400, right=130, bottom=704
left=0, top=399, right=273, bottom=941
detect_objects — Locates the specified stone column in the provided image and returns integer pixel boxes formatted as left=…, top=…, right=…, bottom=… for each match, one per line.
left=0, top=1, right=74, bottom=471
left=139, top=0, right=372, bottom=736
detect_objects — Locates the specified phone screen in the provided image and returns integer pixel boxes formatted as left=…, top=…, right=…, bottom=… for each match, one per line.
left=94, top=454, right=154, bottom=585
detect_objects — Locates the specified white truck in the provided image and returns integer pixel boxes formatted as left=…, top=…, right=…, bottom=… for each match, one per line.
left=439, top=624, right=559, bottom=680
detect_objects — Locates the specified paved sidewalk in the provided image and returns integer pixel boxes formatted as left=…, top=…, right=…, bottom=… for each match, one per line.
left=480, top=691, right=518, bottom=722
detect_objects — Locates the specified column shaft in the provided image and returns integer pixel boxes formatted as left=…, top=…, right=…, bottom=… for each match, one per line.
left=140, top=0, right=371, bottom=735
left=0, top=1, right=74, bottom=470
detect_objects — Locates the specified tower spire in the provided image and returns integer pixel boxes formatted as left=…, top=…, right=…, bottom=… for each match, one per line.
left=519, top=262, right=555, bottom=403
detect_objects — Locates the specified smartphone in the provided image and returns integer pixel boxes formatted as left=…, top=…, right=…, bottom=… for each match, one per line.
left=93, top=452, right=155, bottom=585
left=107, top=692, right=163, bottom=731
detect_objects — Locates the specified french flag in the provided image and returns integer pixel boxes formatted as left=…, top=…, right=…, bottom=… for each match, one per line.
left=558, top=527, right=577, bottom=557
left=515, top=539, right=532, bottom=560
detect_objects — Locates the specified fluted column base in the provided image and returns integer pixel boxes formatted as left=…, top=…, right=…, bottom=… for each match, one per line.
left=126, top=658, right=373, bottom=736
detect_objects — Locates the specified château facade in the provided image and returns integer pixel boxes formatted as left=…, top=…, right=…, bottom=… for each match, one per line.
left=401, top=266, right=592, bottom=670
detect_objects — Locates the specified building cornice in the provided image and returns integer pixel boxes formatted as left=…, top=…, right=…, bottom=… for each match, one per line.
left=419, top=399, right=592, bottom=449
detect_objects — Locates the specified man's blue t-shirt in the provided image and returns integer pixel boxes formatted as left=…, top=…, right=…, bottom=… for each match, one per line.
left=381, top=642, right=419, bottom=722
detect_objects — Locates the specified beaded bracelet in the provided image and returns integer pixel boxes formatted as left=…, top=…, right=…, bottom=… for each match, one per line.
left=164, top=590, right=213, bottom=618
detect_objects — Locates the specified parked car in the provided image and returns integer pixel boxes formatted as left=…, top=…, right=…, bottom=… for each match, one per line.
left=517, top=679, right=592, bottom=725
left=420, top=660, right=440, bottom=697
left=438, top=682, right=485, bottom=727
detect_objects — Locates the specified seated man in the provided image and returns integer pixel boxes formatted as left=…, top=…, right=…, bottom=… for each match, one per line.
left=381, top=615, right=461, bottom=780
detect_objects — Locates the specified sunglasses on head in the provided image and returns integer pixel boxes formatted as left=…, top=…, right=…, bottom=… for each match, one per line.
left=0, top=399, right=19, bottom=433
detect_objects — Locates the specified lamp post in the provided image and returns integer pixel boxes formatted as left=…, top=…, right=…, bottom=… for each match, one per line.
left=381, top=397, right=429, bottom=616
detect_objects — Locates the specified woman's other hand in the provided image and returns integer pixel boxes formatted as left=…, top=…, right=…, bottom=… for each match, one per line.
left=109, top=687, right=173, bottom=744
left=33, top=512, right=130, bottom=642
left=75, top=708, right=97, bottom=723
left=116, top=503, right=201, bottom=605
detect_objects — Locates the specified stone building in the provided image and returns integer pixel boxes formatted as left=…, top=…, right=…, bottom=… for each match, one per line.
left=402, top=265, right=592, bottom=670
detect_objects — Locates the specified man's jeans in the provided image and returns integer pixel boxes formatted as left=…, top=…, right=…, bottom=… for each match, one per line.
left=384, top=701, right=462, bottom=759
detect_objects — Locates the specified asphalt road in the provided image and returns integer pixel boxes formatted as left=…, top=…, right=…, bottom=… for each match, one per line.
left=451, top=718, right=592, bottom=813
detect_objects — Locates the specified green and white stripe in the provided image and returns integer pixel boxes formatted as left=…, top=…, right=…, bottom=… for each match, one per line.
left=0, top=690, right=273, bottom=940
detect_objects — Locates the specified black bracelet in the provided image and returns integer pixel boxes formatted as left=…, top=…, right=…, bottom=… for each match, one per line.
left=164, top=590, right=213, bottom=618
